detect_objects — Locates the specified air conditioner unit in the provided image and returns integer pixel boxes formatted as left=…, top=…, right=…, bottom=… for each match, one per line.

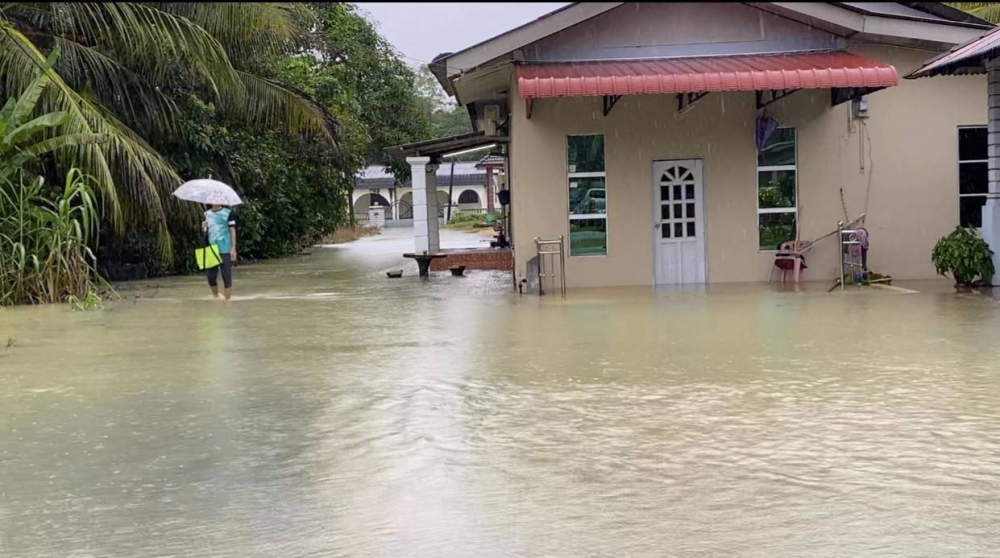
left=483, top=104, right=501, bottom=136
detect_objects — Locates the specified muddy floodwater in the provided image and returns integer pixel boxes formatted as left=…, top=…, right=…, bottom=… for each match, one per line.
left=3, top=228, right=1000, bottom=557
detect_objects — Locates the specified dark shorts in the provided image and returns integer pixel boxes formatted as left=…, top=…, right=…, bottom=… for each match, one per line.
left=207, top=254, right=233, bottom=289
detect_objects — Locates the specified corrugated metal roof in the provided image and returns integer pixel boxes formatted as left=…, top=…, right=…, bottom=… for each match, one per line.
left=906, top=26, right=1000, bottom=79
left=476, top=154, right=505, bottom=168
left=517, top=51, right=899, bottom=98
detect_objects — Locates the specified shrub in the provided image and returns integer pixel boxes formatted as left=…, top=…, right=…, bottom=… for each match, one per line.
left=0, top=169, right=107, bottom=305
left=444, top=211, right=496, bottom=229
left=931, top=226, right=995, bottom=286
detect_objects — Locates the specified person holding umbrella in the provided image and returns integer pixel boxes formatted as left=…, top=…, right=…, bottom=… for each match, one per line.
left=203, top=194, right=237, bottom=299
left=172, top=179, right=243, bottom=300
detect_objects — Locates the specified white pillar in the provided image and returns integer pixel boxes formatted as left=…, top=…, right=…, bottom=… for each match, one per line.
left=407, top=156, right=440, bottom=253
left=983, top=59, right=1000, bottom=285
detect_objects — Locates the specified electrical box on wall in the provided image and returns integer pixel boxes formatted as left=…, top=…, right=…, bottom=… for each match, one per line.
left=852, top=97, right=870, bottom=120
left=483, top=104, right=500, bottom=136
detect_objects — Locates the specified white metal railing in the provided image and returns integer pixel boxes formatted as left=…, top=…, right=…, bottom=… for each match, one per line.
left=836, top=214, right=866, bottom=290
left=534, top=236, right=566, bottom=297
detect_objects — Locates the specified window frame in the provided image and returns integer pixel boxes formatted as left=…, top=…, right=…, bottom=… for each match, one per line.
left=756, top=127, right=798, bottom=252
left=958, top=125, right=988, bottom=229
left=567, top=133, right=609, bottom=257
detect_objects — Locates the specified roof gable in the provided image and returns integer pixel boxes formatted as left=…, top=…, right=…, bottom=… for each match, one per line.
left=436, top=2, right=990, bottom=80
left=523, top=3, right=845, bottom=63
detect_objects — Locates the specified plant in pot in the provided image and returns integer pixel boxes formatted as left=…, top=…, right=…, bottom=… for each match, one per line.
left=931, top=226, right=995, bottom=290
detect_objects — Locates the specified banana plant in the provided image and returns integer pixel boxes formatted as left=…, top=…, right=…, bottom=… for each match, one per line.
left=0, top=48, right=104, bottom=183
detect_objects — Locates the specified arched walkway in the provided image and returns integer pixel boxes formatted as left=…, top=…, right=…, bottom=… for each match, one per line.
left=353, top=193, right=390, bottom=215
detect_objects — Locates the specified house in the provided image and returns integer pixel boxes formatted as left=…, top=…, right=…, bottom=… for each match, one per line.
left=391, top=2, right=995, bottom=288
left=353, top=156, right=504, bottom=224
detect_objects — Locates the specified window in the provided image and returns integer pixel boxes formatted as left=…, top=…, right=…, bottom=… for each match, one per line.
left=457, top=189, right=480, bottom=204
left=959, top=126, right=987, bottom=228
left=757, top=127, right=797, bottom=251
left=568, top=134, right=607, bottom=256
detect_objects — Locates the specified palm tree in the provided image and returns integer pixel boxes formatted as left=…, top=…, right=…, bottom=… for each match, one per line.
left=949, top=3, right=1000, bottom=24
left=0, top=3, right=336, bottom=253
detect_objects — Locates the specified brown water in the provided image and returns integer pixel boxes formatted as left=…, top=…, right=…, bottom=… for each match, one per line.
left=3, top=229, right=1000, bottom=557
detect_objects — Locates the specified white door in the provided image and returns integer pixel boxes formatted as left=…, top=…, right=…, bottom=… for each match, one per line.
left=653, top=159, right=706, bottom=284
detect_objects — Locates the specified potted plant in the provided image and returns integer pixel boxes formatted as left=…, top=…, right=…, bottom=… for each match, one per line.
left=931, top=226, right=995, bottom=290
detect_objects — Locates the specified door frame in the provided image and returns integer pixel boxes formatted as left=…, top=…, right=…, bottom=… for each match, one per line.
left=651, top=158, right=708, bottom=285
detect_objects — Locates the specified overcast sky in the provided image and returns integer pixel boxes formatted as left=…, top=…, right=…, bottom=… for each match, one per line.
left=354, top=3, right=568, bottom=67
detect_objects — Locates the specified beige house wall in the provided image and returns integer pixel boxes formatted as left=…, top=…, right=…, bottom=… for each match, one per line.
left=509, top=46, right=987, bottom=287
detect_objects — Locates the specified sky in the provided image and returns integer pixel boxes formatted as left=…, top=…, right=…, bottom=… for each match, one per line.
left=354, top=2, right=569, bottom=67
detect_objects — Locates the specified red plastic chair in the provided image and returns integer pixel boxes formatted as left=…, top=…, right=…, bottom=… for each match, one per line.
left=769, top=240, right=812, bottom=284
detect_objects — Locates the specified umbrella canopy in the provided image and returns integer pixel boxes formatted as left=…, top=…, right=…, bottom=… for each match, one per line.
left=172, top=179, right=243, bottom=206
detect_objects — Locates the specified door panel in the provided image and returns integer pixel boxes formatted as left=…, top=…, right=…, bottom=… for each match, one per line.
left=653, top=160, right=705, bottom=284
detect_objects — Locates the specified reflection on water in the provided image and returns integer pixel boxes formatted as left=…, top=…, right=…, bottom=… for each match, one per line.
left=3, top=229, right=1000, bottom=557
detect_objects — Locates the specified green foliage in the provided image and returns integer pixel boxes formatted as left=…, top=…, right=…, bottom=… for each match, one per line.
left=0, top=2, right=337, bottom=255
left=308, top=2, right=431, bottom=179
left=0, top=168, right=107, bottom=305
left=758, top=174, right=796, bottom=209
left=444, top=211, right=500, bottom=230
left=20, top=1, right=449, bottom=287
left=0, top=51, right=105, bottom=184
left=68, top=290, right=103, bottom=311
left=432, top=107, right=474, bottom=138
left=948, top=3, right=1000, bottom=23
left=414, top=64, right=474, bottom=146
left=98, top=90, right=352, bottom=273
left=228, top=129, right=350, bottom=259
left=931, top=226, right=995, bottom=286
left=445, top=211, right=488, bottom=227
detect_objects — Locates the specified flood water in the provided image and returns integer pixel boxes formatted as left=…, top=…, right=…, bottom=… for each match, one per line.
left=3, top=228, right=1000, bottom=557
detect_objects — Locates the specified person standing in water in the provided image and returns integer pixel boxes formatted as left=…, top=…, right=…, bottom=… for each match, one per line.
left=203, top=203, right=237, bottom=300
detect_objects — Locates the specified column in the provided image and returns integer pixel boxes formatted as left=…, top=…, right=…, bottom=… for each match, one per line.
left=485, top=166, right=495, bottom=212
left=984, top=59, right=1000, bottom=285
left=407, top=156, right=440, bottom=253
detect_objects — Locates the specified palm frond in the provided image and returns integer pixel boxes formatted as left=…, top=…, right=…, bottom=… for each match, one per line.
left=53, top=37, right=178, bottom=138
left=0, top=23, right=187, bottom=254
left=155, top=2, right=311, bottom=63
left=1, top=3, right=340, bottom=259
left=233, top=70, right=338, bottom=143
left=22, top=131, right=103, bottom=157
left=948, top=2, right=1000, bottom=23
left=49, top=3, right=244, bottom=101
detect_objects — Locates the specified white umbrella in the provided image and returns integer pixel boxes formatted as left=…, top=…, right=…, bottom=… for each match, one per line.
left=172, top=179, right=243, bottom=206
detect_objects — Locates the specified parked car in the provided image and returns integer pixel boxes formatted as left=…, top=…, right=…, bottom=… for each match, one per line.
left=575, top=188, right=606, bottom=214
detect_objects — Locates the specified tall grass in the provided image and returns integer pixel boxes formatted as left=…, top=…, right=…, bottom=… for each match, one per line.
left=0, top=168, right=107, bottom=305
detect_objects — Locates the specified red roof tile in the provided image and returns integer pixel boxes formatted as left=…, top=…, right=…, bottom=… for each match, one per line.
left=517, top=52, right=899, bottom=98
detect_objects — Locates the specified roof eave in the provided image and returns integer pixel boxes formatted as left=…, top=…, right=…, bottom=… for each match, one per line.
left=386, top=131, right=510, bottom=162
left=899, top=2, right=993, bottom=27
